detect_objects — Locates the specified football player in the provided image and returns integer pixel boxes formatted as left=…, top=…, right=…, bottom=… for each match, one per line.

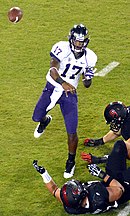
left=83, top=101, right=130, bottom=164
left=33, top=139, right=130, bottom=214
left=32, top=24, right=97, bottom=178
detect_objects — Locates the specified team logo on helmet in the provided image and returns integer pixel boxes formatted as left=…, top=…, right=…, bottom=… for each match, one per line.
left=109, top=109, right=118, bottom=118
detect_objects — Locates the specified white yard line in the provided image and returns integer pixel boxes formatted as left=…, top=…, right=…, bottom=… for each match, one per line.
left=117, top=204, right=130, bottom=216
left=94, top=61, right=120, bottom=77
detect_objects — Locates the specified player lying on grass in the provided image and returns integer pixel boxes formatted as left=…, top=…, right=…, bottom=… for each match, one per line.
left=84, top=101, right=130, bottom=148
left=33, top=139, right=130, bottom=214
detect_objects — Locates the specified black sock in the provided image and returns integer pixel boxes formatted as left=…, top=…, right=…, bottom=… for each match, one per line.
left=68, top=153, right=76, bottom=162
left=40, top=117, right=48, bottom=124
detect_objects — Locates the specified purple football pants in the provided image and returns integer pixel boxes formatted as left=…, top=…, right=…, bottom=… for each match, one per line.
left=32, top=82, right=78, bottom=134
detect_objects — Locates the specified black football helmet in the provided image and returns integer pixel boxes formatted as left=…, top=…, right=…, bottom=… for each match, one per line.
left=68, top=24, right=89, bottom=54
left=60, top=179, right=88, bottom=208
left=104, top=101, right=127, bottom=132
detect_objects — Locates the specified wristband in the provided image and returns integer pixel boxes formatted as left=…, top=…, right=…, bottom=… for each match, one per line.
left=99, top=170, right=107, bottom=179
left=55, top=77, right=65, bottom=85
left=41, top=170, right=52, bottom=183
left=53, top=188, right=58, bottom=197
left=105, top=176, right=114, bottom=186
left=95, top=137, right=104, bottom=145
left=119, top=187, right=124, bottom=194
left=50, top=67, right=58, bottom=72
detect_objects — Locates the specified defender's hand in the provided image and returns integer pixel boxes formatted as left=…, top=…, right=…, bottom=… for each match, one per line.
left=81, top=152, right=101, bottom=164
left=87, top=164, right=106, bottom=179
left=81, top=152, right=93, bottom=163
left=84, top=138, right=95, bottom=147
left=84, top=138, right=104, bottom=147
left=33, top=160, right=45, bottom=174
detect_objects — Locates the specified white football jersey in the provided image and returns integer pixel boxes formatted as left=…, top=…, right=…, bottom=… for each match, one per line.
left=46, top=41, right=97, bottom=88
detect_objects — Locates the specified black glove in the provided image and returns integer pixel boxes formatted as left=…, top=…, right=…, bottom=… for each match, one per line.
left=84, top=138, right=104, bottom=147
left=33, top=160, right=45, bottom=174
left=87, top=164, right=106, bottom=179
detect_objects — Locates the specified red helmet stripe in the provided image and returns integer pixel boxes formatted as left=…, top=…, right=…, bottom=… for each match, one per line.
left=62, top=185, right=70, bottom=206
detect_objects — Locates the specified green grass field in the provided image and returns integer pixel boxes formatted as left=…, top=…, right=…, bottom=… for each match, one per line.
left=0, top=0, right=130, bottom=215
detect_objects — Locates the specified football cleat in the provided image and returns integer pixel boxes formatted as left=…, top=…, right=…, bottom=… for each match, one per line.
left=34, top=115, right=52, bottom=138
left=63, top=160, right=75, bottom=179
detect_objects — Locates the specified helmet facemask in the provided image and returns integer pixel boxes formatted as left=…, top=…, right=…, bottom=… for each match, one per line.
left=69, top=24, right=89, bottom=57
left=109, top=117, right=124, bottom=132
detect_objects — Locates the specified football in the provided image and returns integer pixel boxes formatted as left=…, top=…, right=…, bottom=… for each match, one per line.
left=8, top=7, right=23, bottom=23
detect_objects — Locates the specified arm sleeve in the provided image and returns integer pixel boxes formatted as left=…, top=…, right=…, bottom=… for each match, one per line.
left=50, top=41, right=66, bottom=62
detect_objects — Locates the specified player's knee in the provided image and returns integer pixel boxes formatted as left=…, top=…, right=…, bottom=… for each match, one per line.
left=32, top=108, right=46, bottom=122
left=32, top=115, right=40, bottom=122
left=113, top=140, right=126, bottom=153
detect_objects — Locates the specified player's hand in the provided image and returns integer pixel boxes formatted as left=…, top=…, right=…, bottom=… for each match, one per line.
left=84, top=138, right=95, bottom=147
left=87, top=164, right=106, bottom=179
left=81, top=152, right=93, bottom=163
left=81, top=152, right=100, bottom=164
left=84, top=67, right=94, bottom=80
left=81, top=152, right=109, bottom=164
left=84, top=138, right=104, bottom=147
left=62, top=82, right=76, bottom=96
left=33, top=160, right=45, bottom=174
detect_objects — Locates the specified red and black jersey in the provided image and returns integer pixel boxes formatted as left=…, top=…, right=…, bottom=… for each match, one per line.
left=63, top=181, right=117, bottom=214
left=121, top=106, right=130, bottom=140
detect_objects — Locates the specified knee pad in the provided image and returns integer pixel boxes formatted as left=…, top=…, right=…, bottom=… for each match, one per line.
left=113, top=140, right=127, bottom=154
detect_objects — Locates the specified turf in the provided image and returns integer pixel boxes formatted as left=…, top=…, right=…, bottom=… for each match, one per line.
left=0, top=0, right=130, bottom=216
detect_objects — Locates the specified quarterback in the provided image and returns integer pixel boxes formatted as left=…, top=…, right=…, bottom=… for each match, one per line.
left=32, top=24, right=97, bottom=178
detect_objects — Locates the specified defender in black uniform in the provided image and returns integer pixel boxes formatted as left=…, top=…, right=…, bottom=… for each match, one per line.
left=84, top=101, right=130, bottom=148
left=33, top=138, right=130, bottom=214
left=82, top=101, right=130, bottom=165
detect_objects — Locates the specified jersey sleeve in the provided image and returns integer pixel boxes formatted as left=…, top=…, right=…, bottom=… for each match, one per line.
left=50, top=41, right=68, bottom=62
left=87, top=182, right=109, bottom=213
left=85, top=48, right=97, bottom=67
